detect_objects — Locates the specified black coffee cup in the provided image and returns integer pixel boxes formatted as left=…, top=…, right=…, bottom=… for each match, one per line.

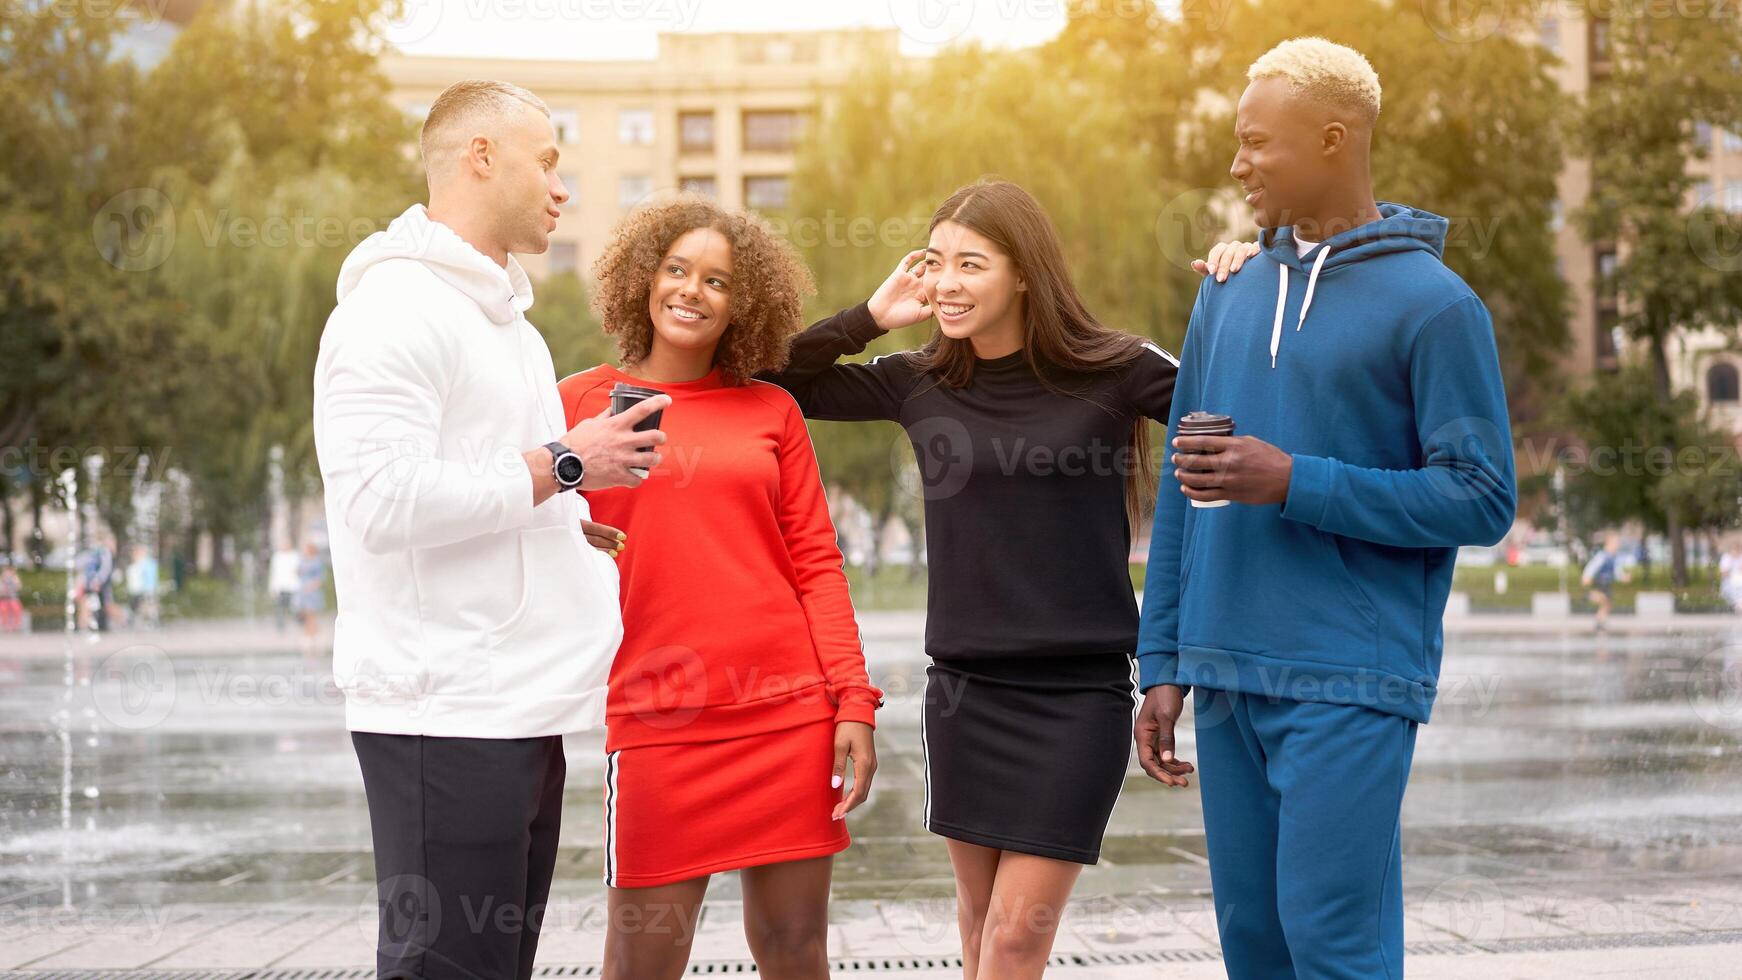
left=609, top=382, right=665, bottom=478
left=1176, top=411, right=1235, bottom=509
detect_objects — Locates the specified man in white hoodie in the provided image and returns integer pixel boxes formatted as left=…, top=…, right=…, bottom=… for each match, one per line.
left=313, top=80, right=670, bottom=980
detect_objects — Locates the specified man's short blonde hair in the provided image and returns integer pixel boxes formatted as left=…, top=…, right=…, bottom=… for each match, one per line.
left=419, top=79, right=549, bottom=168
left=1248, top=37, right=1381, bottom=125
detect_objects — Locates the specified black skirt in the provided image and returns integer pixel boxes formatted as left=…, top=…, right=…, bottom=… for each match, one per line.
left=920, top=652, right=1137, bottom=864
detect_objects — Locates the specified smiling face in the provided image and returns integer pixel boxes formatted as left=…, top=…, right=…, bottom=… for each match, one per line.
left=491, top=103, right=570, bottom=255
left=646, top=226, right=734, bottom=359
left=1230, top=75, right=1338, bottom=231
left=921, top=220, right=1025, bottom=344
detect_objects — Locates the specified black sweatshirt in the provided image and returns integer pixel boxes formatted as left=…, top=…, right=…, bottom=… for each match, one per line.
left=759, top=302, right=1178, bottom=661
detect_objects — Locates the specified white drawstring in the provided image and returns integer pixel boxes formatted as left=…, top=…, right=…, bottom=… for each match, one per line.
left=1270, top=245, right=1332, bottom=368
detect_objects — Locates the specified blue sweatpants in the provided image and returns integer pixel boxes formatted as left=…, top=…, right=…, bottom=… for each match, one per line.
left=1192, top=688, right=1419, bottom=980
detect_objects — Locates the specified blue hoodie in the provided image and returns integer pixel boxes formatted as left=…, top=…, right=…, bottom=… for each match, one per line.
left=1136, top=203, right=1516, bottom=723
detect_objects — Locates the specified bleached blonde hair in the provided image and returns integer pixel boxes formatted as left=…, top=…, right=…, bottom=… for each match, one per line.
left=419, top=79, right=549, bottom=171
left=1248, top=37, right=1381, bottom=126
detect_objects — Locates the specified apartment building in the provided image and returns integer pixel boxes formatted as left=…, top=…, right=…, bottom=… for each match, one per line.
left=380, top=29, right=904, bottom=279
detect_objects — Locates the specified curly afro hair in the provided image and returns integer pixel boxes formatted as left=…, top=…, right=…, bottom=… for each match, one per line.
left=591, top=195, right=815, bottom=383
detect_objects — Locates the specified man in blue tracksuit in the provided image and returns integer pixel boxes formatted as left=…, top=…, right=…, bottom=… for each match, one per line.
left=1133, top=38, right=1517, bottom=979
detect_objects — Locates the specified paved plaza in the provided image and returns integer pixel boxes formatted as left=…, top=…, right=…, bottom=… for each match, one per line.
left=3, top=611, right=1742, bottom=976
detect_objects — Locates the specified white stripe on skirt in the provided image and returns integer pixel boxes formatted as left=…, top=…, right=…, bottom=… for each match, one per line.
left=919, top=676, right=933, bottom=830
left=603, top=750, right=620, bottom=887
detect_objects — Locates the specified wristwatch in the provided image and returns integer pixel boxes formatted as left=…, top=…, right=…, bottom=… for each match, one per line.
left=546, top=441, right=585, bottom=490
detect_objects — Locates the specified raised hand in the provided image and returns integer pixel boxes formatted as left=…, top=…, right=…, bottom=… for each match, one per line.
left=866, top=248, right=933, bottom=331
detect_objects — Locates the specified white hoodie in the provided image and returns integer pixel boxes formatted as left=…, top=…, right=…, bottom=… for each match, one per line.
left=313, top=204, right=620, bottom=738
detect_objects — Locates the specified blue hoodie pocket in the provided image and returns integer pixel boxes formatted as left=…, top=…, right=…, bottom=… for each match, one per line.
left=1178, top=515, right=1380, bottom=669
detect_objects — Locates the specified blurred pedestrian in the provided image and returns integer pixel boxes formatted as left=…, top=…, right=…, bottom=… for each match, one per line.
left=295, top=541, right=326, bottom=640
left=125, top=545, right=159, bottom=629
left=1719, top=539, right=1742, bottom=613
left=268, top=541, right=300, bottom=633
left=1582, top=533, right=1628, bottom=630
left=0, top=560, right=23, bottom=632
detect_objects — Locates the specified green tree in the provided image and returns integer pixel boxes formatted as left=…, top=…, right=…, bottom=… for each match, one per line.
left=1578, top=7, right=1742, bottom=585
left=1181, top=0, right=1570, bottom=413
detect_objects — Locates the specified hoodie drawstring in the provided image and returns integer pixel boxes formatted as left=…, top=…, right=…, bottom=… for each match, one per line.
left=1270, top=245, right=1331, bottom=368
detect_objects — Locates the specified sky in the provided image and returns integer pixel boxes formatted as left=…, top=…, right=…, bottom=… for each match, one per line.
left=386, top=0, right=1072, bottom=59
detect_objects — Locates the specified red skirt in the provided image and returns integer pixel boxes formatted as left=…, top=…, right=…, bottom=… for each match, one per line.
left=602, top=717, right=850, bottom=888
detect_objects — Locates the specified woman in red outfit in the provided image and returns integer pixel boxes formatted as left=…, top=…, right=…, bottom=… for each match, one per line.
left=557, top=196, right=881, bottom=980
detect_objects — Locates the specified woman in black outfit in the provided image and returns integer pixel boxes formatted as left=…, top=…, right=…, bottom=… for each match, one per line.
left=759, top=178, right=1196, bottom=979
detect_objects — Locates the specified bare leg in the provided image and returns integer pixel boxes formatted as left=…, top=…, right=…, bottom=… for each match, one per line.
left=741, top=855, right=834, bottom=979
left=602, top=874, right=710, bottom=980
left=976, top=851, right=1083, bottom=980
left=944, top=839, right=1002, bottom=980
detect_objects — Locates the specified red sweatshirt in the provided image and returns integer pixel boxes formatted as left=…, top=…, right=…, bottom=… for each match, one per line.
left=560, top=364, right=882, bottom=752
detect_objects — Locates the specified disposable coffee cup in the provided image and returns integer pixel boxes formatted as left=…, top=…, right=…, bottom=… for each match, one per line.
left=609, top=383, right=665, bottom=479
left=1177, top=411, right=1235, bottom=509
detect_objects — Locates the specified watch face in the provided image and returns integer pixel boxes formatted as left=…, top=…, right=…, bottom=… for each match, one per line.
left=557, top=454, right=584, bottom=484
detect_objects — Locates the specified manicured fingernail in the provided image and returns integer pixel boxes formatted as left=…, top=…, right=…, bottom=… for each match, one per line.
left=616, top=532, right=626, bottom=541
left=831, top=775, right=843, bottom=789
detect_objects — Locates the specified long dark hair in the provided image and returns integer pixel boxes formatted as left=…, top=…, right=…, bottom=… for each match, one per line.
left=910, top=178, right=1158, bottom=531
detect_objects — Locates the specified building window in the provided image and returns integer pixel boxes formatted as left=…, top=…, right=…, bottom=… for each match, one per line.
left=557, top=173, right=578, bottom=209
left=1729, top=181, right=1742, bottom=214
left=403, top=102, right=431, bottom=123
left=1595, top=249, right=1618, bottom=302
left=1596, top=310, right=1620, bottom=362
left=1709, top=362, right=1741, bottom=403
left=679, top=111, right=715, bottom=152
left=680, top=176, right=718, bottom=198
left=1590, top=18, right=1610, bottom=62
left=618, top=109, right=654, bottom=145
left=1727, top=129, right=1742, bottom=153
left=1538, top=18, right=1559, bottom=54
left=548, top=242, right=578, bottom=274
left=1695, top=121, right=1714, bottom=149
left=1695, top=180, right=1716, bottom=208
left=618, top=175, right=652, bottom=209
left=1549, top=199, right=1562, bottom=232
left=744, top=176, right=791, bottom=211
left=550, top=108, right=579, bottom=145
left=743, top=110, right=804, bottom=153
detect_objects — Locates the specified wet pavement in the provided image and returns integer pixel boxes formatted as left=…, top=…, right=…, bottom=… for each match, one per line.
left=3, top=614, right=1742, bottom=973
